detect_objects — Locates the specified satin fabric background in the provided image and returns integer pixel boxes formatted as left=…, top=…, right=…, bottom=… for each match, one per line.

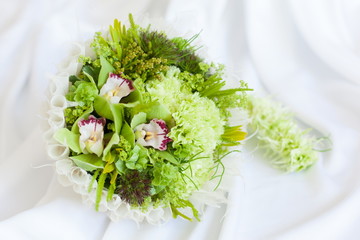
left=1, top=0, right=360, bottom=239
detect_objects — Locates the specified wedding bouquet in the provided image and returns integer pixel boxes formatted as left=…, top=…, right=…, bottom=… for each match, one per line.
left=46, top=14, right=323, bottom=224
left=46, top=14, right=250, bottom=223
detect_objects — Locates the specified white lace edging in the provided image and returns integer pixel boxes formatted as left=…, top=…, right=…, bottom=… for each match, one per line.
left=45, top=37, right=242, bottom=225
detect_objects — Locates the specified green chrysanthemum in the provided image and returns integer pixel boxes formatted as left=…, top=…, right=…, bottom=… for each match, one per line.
left=147, top=67, right=224, bottom=156
left=248, top=96, right=318, bottom=172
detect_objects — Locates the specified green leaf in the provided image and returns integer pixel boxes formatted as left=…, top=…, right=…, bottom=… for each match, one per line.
left=103, top=133, right=120, bottom=160
left=71, top=106, right=94, bottom=134
left=121, top=122, right=135, bottom=147
left=82, top=65, right=99, bottom=83
left=103, top=162, right=115, bottom=173
left=126, top=146, right=140, bottom=170
left=95, top=172, right=107, bottom=211
left=110, top=103, right=124, bottom=134
left=122, top=88, right=142, bottom=103
left=132, top=102, right=172, bottom=123
left=94, top=96, right=124, bottom=134
left=120, top=102, right=139, bottom=108
left=109, top=19, right=122, bottom=59
left=54, top=128, right=81, bottom=153
left=70, top=154, right=104, bottom=171
left=146, top=102, right=172, bottom=122
left=125, top=145, right=148, bottom=170
left=83, top=71, right=97, bottom=87
left=130, top=112, right=147, bottom=129
left=69, top=75, right=82, bottom=84
left=107, top=183, right=116, bottom=201
left=115, top=159, right=126, bottom=174
left=94, top=96, right=113, bottom=120
left=157, top=151, right=179, bottom=165
left=98, top=56, right=115, bottom=88
left=170, top=199, right=200, bottom=221
left=103, top=152, right=116, bottom=164
left=88, top=169, right=100, bottom=192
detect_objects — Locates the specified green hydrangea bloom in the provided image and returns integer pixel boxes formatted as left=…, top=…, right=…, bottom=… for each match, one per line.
left=73, top=82, right=98, bottom=106
left=152, top=161, right=178, bottom=186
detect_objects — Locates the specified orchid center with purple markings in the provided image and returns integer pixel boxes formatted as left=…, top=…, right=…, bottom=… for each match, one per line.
left=78, top=115, right=106, bottom=157
left=99, top=73, right=135, bottom=103
left=134, top=119, right=172, bottom=151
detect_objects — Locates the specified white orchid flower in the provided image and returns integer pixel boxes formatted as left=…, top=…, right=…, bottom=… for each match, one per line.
left=78, top=115, right=106, bottom=156
left=99, top=73, right=134, bottom=103
left=135, top=119, right=172, bottom=151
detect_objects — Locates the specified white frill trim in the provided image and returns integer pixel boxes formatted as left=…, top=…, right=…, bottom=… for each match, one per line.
left=45, top=25, right=244, bottom=224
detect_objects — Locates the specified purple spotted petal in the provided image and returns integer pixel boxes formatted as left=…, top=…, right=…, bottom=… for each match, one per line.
left=135, top=119, right=172, bottom=151
left=78, top=115, right=106, bottom=156
left=99, top=73, right=135, bottom=103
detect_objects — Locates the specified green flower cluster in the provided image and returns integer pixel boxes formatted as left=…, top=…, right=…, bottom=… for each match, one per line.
left=55, top=14, right=250, bottom=221
left=248, top=97, right=319, bottom=172
left=147, top=67, right=224, bottom=155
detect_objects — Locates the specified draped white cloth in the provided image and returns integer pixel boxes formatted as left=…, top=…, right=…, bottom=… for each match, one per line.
left=1, top=0, right=360, bottom=239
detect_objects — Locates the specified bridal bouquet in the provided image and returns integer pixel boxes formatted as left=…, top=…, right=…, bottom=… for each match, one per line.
left=46, top=14, right=250, bottom=223
left=46, top=14, right=323, bottom=224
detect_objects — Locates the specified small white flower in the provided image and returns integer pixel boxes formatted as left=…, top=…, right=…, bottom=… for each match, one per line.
left=78, top=115, right=106, bottom=156
left=99, top=73, right=134, bottom=103
left=135, top=119, right=172, bottom=151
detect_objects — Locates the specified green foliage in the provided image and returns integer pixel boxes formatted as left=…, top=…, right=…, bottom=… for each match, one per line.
left=130, top=112, right=147, bottom=129
left=70, top=154, right=105, bottom=171
left=107, top=183, right=116, bottom=201
left=221, top=125, right=247, bottom=146
left=139, top=28, right=203, bottom=74
left=70, top=106, right=94, bottom=134
left=119, top=40, right=169, bottom=80
left=212, top=80, right=252, bottom=119
left=64, top=71, right=99, bottom=127
left=91, top=32, right=114, bottom=59
left=95, top=172, right=107, bottom=210
left=178, top=71, right=206, bottom=92
left=125, top=145, right=148, bottom=170
left=117, top=136, right=133, bottom=160
left=130, top=101, right=172, bottom=124
left=103, top=133, right=120, bottom=160
left=152, top=161, right=178, bottom=186
left=114, top=135, right=133, bottom=174
left=110, top=104, right=124, bottom=134
left=66, top=81, right=98, bottom=107
left=176, top=52, right=203, bottom=74
left=94, top=95, right=113, bottom=120
left=178, top=63, right=252, bottom=120
left=120, top=122, right=135, bottom=147
left=170, top=198, right=200, bottom=221
left=172, top=32, right=201, bottom=52
left=94, top=97, right=124, bottom=134
left=64, top=106, right=88, bottom=126
left=54, top=128, right=81, bottom=154
left=98, top=56, right=115, bottom=88
left=139, top=30, right=181, bottom=65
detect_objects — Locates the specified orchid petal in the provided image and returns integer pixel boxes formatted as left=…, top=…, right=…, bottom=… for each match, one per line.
left=78, top=115, right=106, bottom=156
left=99, top=73, right=134, bottom=104
left=135, top=119, right=172, bottom=151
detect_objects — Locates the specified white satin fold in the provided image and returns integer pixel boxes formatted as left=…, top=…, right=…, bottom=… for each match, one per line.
left=1, top=0, right=360, bottom=239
